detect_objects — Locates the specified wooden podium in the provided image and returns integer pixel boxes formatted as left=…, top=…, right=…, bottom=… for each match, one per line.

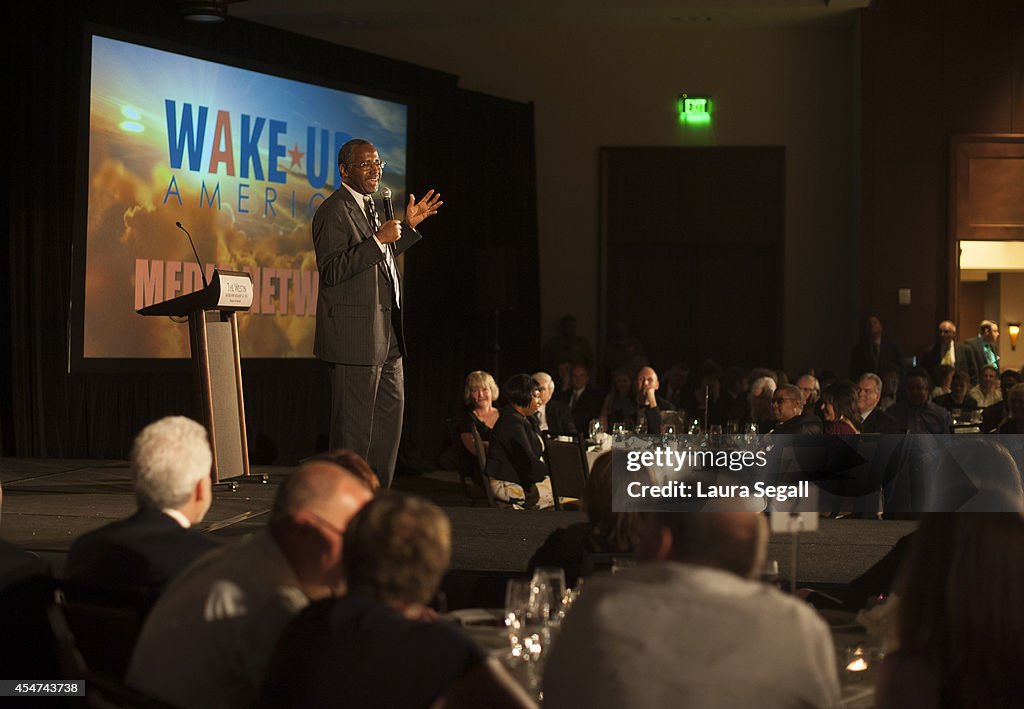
left=137, top=270, right=254, bottom=483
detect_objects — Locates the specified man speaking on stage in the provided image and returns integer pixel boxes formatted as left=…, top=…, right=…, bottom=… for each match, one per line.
left=312, top=139, right=443, bottom=488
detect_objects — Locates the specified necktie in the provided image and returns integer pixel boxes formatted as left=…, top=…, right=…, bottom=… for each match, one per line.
left=365, top=196, right=401, bottom=308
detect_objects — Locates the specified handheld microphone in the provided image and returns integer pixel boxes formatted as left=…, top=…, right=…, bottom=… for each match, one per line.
left=176, top=221, right=210, bottom=288
left=381, top=186, right=395, bottom=222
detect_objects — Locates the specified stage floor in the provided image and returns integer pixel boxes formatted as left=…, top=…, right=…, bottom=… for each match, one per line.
left=0, top=458, right=915, bottom=586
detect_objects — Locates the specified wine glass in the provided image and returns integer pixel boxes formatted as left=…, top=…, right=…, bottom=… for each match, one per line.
left=635, top=415, right=648, bottom=435
left=504, top=578, right=532, bottom=658
left=688, top=417, right=702, bottom=435
left=588, top=418, right=603, bottom=440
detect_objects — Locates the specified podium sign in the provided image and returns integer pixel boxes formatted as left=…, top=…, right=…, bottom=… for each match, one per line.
left=138, top=270, right=253, bottom=483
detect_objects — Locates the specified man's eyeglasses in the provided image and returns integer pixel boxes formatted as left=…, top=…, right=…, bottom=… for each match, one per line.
left=772, top=397, right=798, bottom=405
left=349, top=160, right=387, bottom=171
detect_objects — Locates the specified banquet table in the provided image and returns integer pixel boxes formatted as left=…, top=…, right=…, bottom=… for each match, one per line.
left=446, top=606, right=879, bottom=708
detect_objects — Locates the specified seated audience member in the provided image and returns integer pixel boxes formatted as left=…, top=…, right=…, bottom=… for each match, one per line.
left=532, top=371, right=576, bottom=436
left=609, top=366, right=672, bottom=434
left=929, top=363, right=955, bottom=400
left=933, top=370, right=978, bottom=414
left=661, top=361, right=691, bottom=411
left=887, top=368, right=953, bottom=433
left=747, top=375, right=778, bottom=431
left=769, top=384, right=823, bottom=435
left=995, top=383, right=1024, bottom=434
left=857, top=373, right=900, bottom=433
left=127, top=457, right=374, bottom=709
left=981, top=369, right=1022, bottom=432
left=527, top=452, right=649, bottom=587
left=875, top=512, right=1024, bottom=709
left=484, top=374, right=553, bottom=509
left=796, top=373, right=821, bottom=411
left=710, top=366, right=750, bottom=427
left=64, top=416, right=221, bottom=602
left=555, top=363, right=603, bottom=433
left=878, top=363, right=901, bottom=410
left=542, top=511, right=841, bottom=709
left=687, top=359, right=722, bottom=422
left=850, top=314, right=903, bottom=379
left=969, top=364, right=1002, bottom=409
left=259, top=493, right=535, bottom=709
left=599, top=369, right=635, bottom=425
left=1, top=487, right=61, bottom=680
left=458, top=370, right=500, bottom=455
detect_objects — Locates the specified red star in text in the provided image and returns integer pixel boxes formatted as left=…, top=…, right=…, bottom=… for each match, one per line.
left=287, top=143, right=304, bottom=169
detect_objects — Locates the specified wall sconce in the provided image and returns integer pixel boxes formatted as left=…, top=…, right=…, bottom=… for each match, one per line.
left=1009, top=323, right=1020, bottom=351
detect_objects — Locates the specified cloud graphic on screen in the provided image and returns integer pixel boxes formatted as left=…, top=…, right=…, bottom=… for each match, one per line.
left=354, top=95, right=406, bottom=135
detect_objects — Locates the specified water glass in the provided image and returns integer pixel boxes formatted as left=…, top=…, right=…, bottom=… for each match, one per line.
left=588, top=418, right=603, bottom=439
left=531, top=567, right=566, bottom=623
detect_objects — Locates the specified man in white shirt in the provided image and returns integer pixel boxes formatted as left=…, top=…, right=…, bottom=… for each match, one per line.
left=128, top=458, right=374, bottom=709
left=532, top=371, right=576, bottom=435
left=543, top=511, right=841, bottom=709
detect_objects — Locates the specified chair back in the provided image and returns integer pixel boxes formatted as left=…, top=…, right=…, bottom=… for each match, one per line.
left=48, top=602, right=176, bottom=708
left=446, top=418, right=498, bottom=507
left=53, top=584, right=146, bottom=682
left=545, top=434, right=589, bottom=509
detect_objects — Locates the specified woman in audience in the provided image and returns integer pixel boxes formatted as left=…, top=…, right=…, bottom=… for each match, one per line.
left=458, top=371, right=500, bottom=455
left=933, top=370, right=978, bottom=414
left=483, top=374, right=552, bottom=509
left=599, top=369, right=634, bottom=426
left=969, top=364, right=1002, bottom=408
left=821, top=381, right=861, bottom=434
left=875, top=511, right=1024, bottom=708
left=527, top=452, right=649, bottom=587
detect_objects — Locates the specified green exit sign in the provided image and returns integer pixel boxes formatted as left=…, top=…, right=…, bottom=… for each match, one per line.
left=678, top=94, right=711, bottom=124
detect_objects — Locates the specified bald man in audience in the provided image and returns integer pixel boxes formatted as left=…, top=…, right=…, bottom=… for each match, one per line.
left=609, top=366, right=672, bottom=434
left=543, top=511, right=840, bottom=709
left=128, top=457, right=374, bottom=709
left=260, top=493, right=535, bottom=709
left=921, top=320, right=979, bottom=386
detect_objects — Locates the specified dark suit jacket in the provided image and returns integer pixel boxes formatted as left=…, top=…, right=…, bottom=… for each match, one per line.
left=64, top=507, right=222, bottom=598
left=849, top=339, right=903, bottom=379
left=771, top=412, right=824, bottom=435
left=610, top=395, right=673, bottom=433
left=964, top=335, right=999, bottom=374
left=484, top=406, right=548, bottom=486
left=312, top=187, right=422, bottom=365
left=920, top=342, right=979, bottom=385
left=555, top=386, right=603, bottom=433
left=861, top=407, right=900, bottom=434
left=540, top=399, right=577, bottom=436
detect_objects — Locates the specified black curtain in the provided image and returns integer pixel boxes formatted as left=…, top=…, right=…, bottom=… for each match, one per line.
left=5, top=1, right=540, bottom=470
